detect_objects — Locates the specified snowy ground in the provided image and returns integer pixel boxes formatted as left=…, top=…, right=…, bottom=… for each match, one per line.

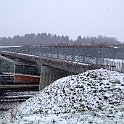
left=1, top=110, right=124, bottom=124
left=0, top=69, right=124, bottom=124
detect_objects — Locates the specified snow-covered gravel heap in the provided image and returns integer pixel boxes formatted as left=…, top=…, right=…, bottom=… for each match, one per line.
left=16, top=69, right=124, bottom=116
left=1, top=69, right=124, bottom=124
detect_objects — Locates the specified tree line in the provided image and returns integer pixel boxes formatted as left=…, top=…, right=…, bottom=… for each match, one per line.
left=0, top=33, right=121, bottom=46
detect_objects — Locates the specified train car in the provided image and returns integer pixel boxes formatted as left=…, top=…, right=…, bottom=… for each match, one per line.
left=0, top=72, right=40, bottom=85
left=15, top=74, right=40, bottom=84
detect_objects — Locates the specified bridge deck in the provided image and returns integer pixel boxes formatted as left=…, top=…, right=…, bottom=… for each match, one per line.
left=0, top=51, right=104, bottom=73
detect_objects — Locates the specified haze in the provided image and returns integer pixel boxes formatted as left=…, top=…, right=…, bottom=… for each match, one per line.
left=0, top=0, right=124, bottom=42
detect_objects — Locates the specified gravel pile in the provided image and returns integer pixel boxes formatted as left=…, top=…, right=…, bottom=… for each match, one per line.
left=16, top=69, right=124, bottom=116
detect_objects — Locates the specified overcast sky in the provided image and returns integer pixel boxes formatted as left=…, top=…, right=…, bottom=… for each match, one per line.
left=0, top=0, right=124, bottom=42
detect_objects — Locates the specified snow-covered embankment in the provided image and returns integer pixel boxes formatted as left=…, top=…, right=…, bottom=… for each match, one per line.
left=1, top=69, right=124, bottom=123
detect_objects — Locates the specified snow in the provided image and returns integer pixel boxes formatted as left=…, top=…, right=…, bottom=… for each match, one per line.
left=0, top=69, right=124, bottom=124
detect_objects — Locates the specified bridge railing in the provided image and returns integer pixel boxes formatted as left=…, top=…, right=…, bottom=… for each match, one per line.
left=28, top=47, right=124, bottom=73
left=21, top=50, right=108, bottom=66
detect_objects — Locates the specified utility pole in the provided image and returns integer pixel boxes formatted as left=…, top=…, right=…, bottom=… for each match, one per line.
left=39, top=65, right=42, bottom=91
left=13, top=63, right=16, bottom=84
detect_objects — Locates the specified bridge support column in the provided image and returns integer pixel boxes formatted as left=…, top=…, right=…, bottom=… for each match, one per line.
left=39, top=65, right=69, bottom=90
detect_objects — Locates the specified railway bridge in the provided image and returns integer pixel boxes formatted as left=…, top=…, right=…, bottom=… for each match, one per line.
left=0, top=50, right=103, bottom=90
left=0, top=45, right=124, bottom=88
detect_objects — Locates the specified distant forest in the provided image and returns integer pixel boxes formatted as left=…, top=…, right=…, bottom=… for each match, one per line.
left=0, top=33, right=121, bottom=46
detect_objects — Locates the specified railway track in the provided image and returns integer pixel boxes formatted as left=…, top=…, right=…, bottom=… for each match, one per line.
left=0, top=84, right=39, bottom=111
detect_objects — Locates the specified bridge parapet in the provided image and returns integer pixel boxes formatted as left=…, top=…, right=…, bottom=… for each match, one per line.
left=0, top=51, right=104, bottom=74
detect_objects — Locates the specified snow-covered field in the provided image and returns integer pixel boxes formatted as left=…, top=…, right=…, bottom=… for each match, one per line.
left=0, top=69, right=124, bottom=124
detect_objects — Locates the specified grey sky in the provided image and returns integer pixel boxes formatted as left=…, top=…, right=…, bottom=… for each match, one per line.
left=0, top=0, right=124, bottom=42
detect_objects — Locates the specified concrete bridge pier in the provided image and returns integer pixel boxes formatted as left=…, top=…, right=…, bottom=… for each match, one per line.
left=39, top=65, right=69, bottom=90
